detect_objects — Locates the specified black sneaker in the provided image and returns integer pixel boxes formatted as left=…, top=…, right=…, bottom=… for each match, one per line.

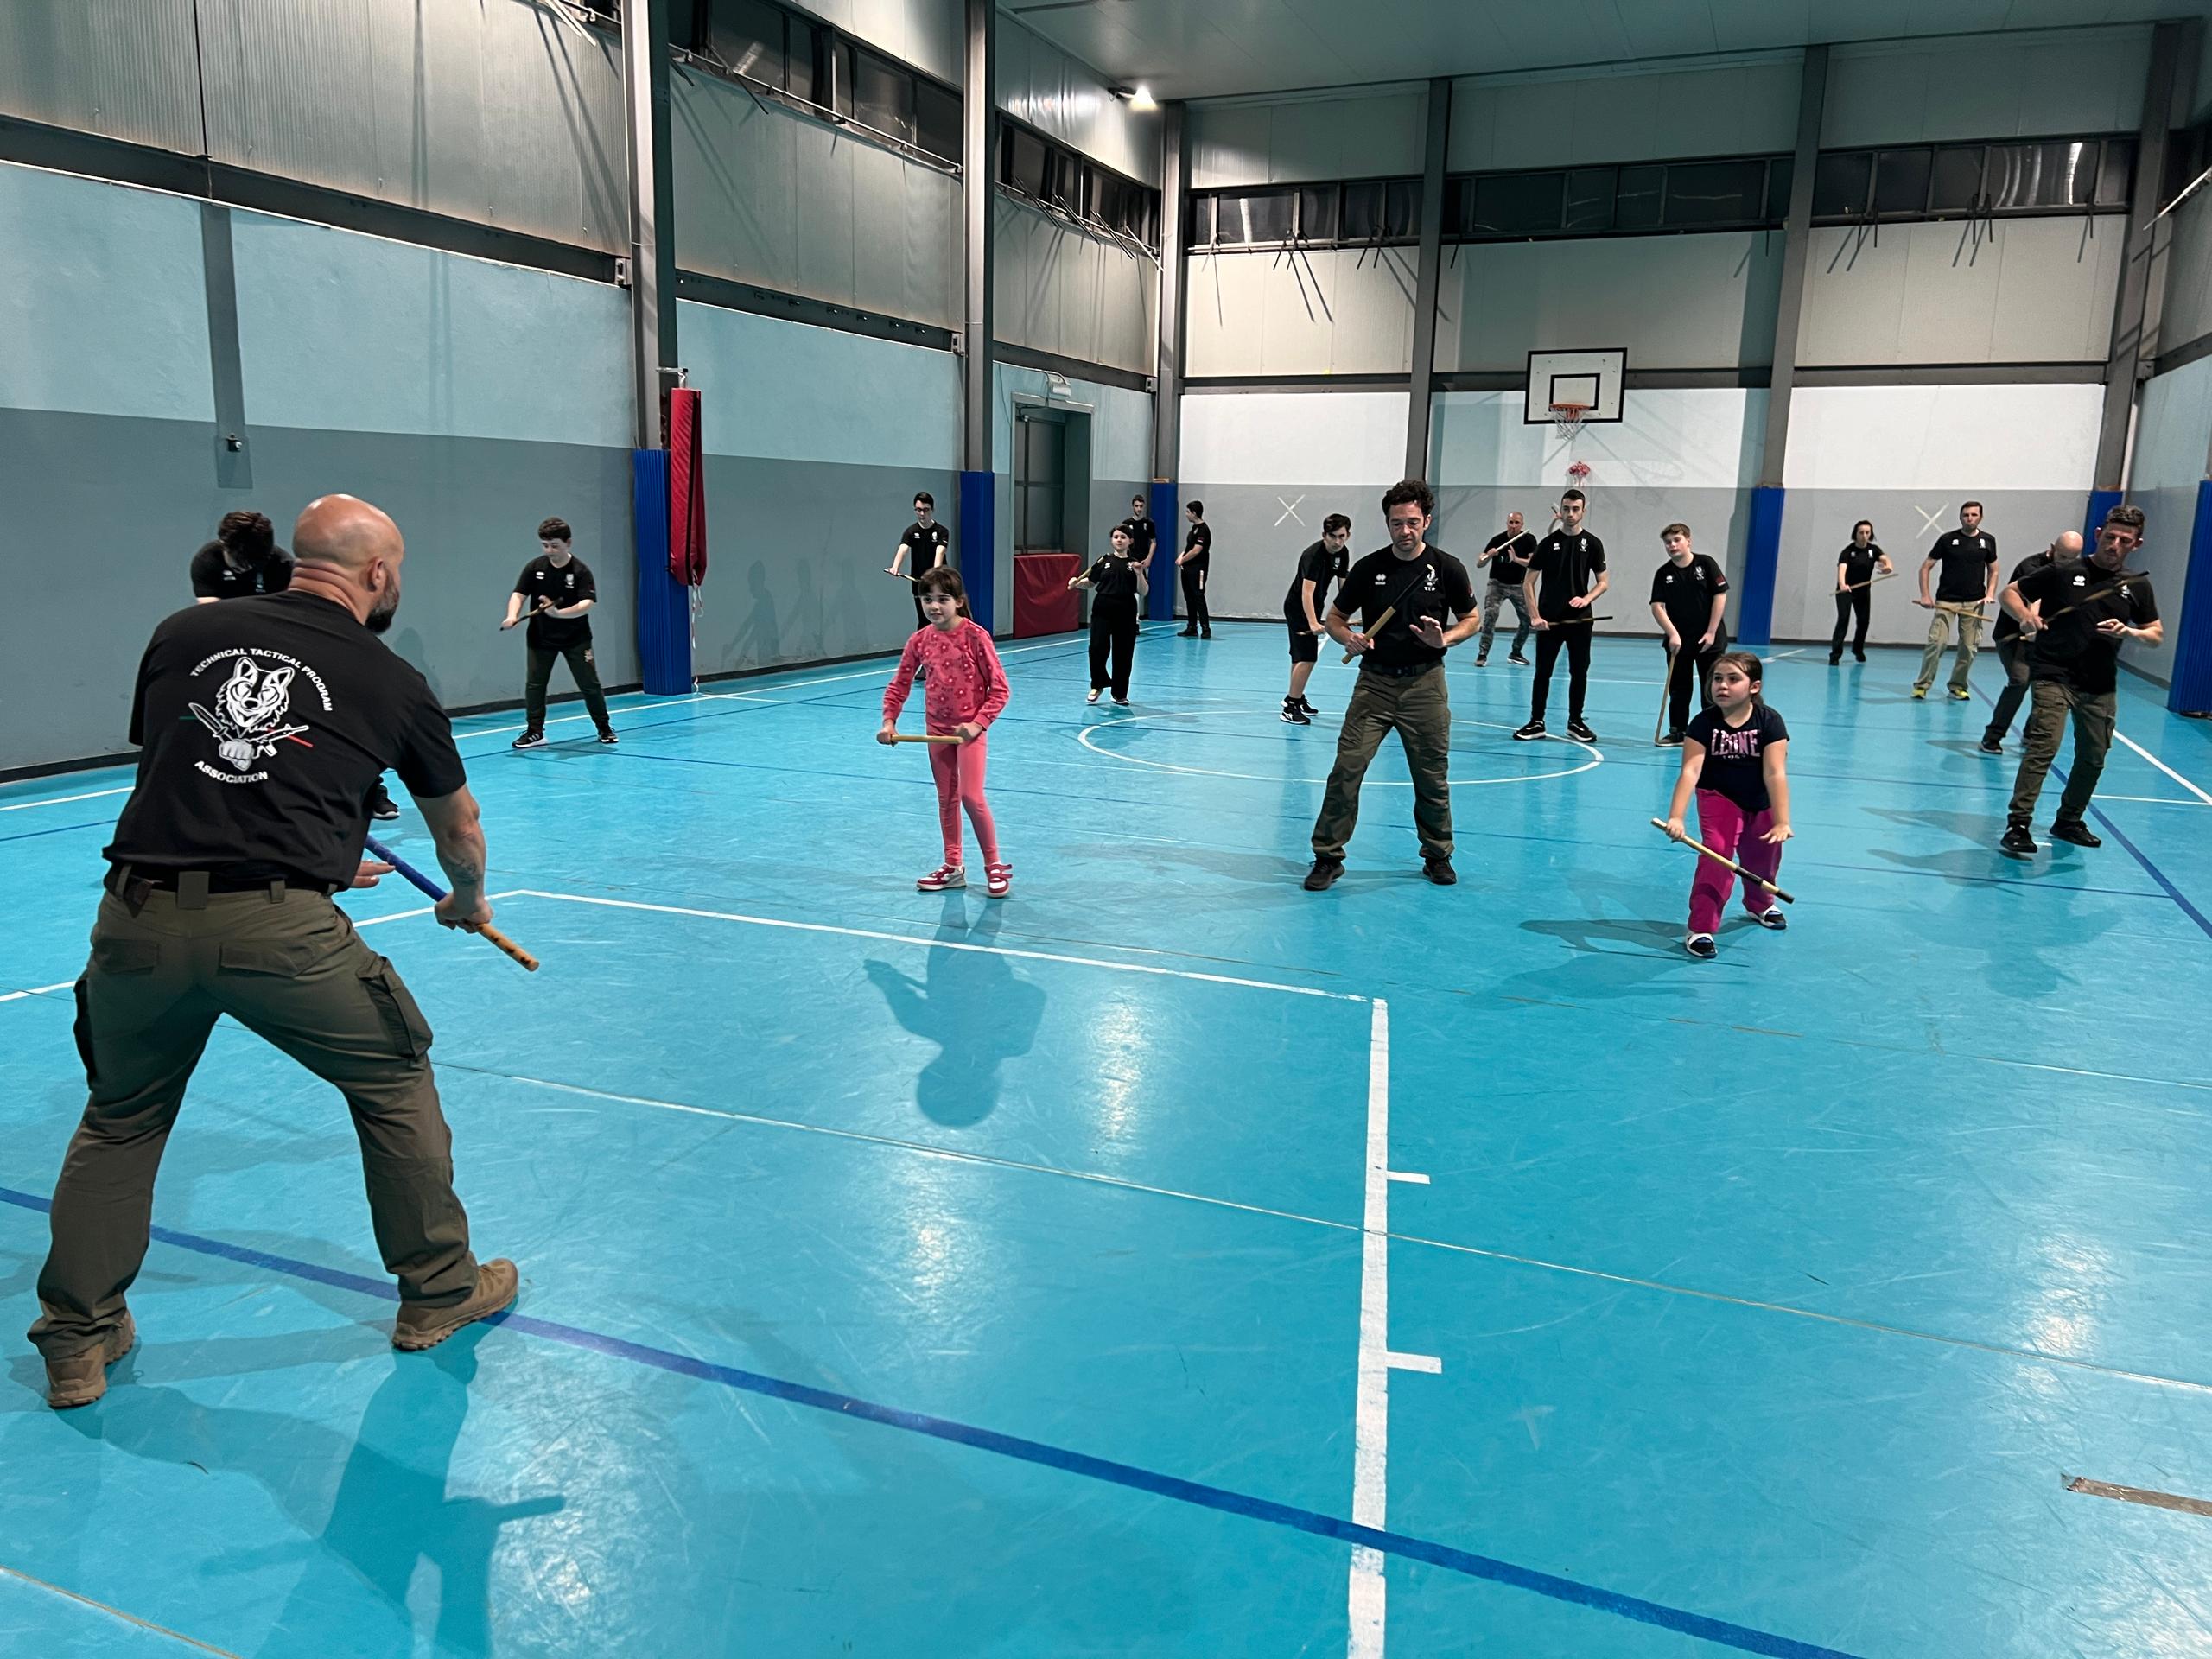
left=512, top=730, right=547, bottom=750
left=1827, top=654, right=1841, bottom=666
left=1281, top=700, right=1311, bottom=726
left=1658, top=728, right=1686, bottom=747
left=1566, top=718, right=1598, bottom=744
left=1302, top=857, right=1344, bottom=892
left=1513, top=719, right=1547, bottom=741
left=1508, top=652, right=1530, bottom=665
left=1756, top=907, right=1788, bottom=931
left=2049, top=819, right=2101, bottom=848
left=1422, top=855, right=1458, bottom=886
left=2000, top=823, right=2037, bottom=856
left=1978, top=735, right=2002, bottom=755
left=1473, top=653, right=1489, bottom=667
left=1296, top=696, right=1320, bottom=715
left=1686, top=934, right=1717, bottom=960
left=597, top=728, right=619, bottom=745
left=1201, top=629, right=1213, bottom=639
left=1853, top=649, right=1866, bottom=663
left=368, top=786, right=400, bottom=821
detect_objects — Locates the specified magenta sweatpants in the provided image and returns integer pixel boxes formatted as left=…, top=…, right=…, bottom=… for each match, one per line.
left=931, top=733, right=1000, bottom=867
left=1689, top=789, right=1782, bottom=934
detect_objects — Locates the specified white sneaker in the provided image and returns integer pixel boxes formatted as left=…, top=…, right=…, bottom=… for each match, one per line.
left=916, top=864, right=966, bottom=892
left=1086, top=689, right=1102, bottom=704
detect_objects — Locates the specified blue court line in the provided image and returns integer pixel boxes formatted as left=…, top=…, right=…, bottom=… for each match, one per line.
left=1967, top=686, right=2212, bottom=944
left=0, top=1185, right=1861, bottom=1659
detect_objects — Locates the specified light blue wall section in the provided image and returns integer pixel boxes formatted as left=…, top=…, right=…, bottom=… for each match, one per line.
left=2125, top=357, right=2212, bottom=683
left=234, top=213, right=632, bottom=447
left=681, top=301, right=960, bottom=469
left=0, top=163, right=213, bottom=423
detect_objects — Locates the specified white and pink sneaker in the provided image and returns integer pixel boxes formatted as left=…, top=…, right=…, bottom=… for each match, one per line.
left=916, top=864, right=965, bottom=892
left=985, top=861, right=1013, bottom=898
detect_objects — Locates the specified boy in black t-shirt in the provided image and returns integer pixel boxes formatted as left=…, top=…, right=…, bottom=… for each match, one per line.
left=1516, top=490, right=1608, bottom=743
left=503, top=517, right=614, bottom=748
left=1177, top=501, right=1213, bottom=638
left=1281, top=515, right=1352, bottom=723
left=1913, top=502, right=1999, bottom=699
left=889, top=490, right=952, bottom=629
left=2000, top=506, right=2162, bottom=855
left=1829, top=520, right=1891, bottom=664
left=1648, top=523, right=1730, bottom=745
left=190, top=511, right=295, bottom=603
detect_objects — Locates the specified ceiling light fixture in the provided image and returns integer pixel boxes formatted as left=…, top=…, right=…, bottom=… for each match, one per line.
left=1109, top=83, right=1158, bottom=111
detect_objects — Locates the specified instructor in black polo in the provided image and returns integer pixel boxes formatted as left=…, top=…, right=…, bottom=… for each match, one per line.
left=30, top=493, right=517, bottom=1410
left=1305, top=479, right=1479, bottom=890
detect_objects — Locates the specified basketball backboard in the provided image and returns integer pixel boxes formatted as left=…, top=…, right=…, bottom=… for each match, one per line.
left=1522, top=348, right=1627, bottom=425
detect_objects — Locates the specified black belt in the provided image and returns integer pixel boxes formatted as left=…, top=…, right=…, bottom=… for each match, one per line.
left=1359, top=658, right=1443, bottom=680
left=106, top=864, right=338, bottom=910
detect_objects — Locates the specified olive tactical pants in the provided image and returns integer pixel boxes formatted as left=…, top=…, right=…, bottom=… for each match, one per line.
left=29, top=886, right=480, bottom=1360
left=2008, top=679, right=2116, bottom=830
left=1311, top=664, right=1454, bottom=861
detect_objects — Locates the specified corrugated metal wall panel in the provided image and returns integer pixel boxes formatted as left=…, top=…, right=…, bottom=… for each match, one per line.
left=0, top=0, right=207, bottom=154
left=197, top=0, right=623, bottom=251
left=673, top=67, right=957, bottom=328
left=993, top=194, right=1154, bottom=373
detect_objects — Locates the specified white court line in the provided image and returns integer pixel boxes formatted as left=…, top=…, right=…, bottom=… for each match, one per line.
left=456, top=691, right=739, bottom=742
left=1386, top=1351, right=1442, bottom=1374
left=0, top=1560, right=243, bottom=1657
left=0, top=982, right=73, bottom=1003
left=1348, top=998, right=1391, bottom=1659
left=1768, top=648, right=1808, bottom=661
left=0, top=786, right=132, bottom=813
left=2113, top=731, right=2212, bottom=805
left=2099, top=794, right=2211, bottom=808
left=506, top=890, right=1367, bottom=1001
left=1386, top=1170, right=1429, bottom=1185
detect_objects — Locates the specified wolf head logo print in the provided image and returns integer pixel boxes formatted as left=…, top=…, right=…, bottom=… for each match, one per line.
left=190, top=656, right=310, bottom=772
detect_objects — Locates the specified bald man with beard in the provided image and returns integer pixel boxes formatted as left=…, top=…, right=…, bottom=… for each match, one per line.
left=31, top=494, right=518, bottom=1410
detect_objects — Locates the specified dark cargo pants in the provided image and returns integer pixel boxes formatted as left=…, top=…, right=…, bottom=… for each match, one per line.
left=2007, top=679, right=2116, bottom=830
left=1311, top=664, right=1454, bottom=861
left=524, top=639, right=610, bottom=733
left=29, top=884, right=480, bottom=1360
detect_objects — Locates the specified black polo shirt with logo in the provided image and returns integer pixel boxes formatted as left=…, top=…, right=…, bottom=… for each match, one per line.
left=1531, top=531, right=1607, bottom=623
left=1338, top=545, right=1477, bottom=674
left=1926, top=530, right=1998, bottom=603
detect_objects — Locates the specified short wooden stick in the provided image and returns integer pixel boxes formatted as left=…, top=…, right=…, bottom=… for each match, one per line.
left=1648, top=817, right=1796, bottom=904
left=888, top=733, right=962, bottom=745
left=1341, top=607, right=1395, bottom=664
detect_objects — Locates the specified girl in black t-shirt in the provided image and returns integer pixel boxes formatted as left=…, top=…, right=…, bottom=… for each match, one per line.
left=1830, top=520, right=1891, bottom=664
left=1662, top=652, right=1792, bottom=960
left=1070, top=525, right=1150, bottom=704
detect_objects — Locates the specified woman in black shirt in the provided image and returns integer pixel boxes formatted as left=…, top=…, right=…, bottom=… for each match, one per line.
left=1070, top=524, right=1150, bottom=704
left=1830, top=520, right=1892, bottom=664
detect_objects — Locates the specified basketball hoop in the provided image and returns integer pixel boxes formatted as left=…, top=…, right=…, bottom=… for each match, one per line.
left=1550, top=401, right=1591, bottom=442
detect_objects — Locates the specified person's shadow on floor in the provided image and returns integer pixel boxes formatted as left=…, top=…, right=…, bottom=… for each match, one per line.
left=65, top=1331, right=562, bottom=1655
left=864, top=902, right=1046, bottom=1128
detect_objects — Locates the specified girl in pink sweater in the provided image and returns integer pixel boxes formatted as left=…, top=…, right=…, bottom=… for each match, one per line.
left=880, top=567, right=1014, bottom=895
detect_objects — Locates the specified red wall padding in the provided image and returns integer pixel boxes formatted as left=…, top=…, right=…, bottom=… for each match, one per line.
left=1012, top=552, right=1081, bottom=638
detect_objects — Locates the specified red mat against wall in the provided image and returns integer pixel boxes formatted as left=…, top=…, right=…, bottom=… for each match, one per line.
left=1012, top=552, right=1082, bottom=638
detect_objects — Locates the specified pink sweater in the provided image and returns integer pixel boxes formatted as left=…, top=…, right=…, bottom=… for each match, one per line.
left=884, top=618, right=1011, bottom=733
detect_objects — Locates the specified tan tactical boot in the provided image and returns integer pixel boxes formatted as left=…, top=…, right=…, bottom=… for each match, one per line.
left=44, top=1312, right=137, bottom=1410
left=391, top=1259, right=518, bottom=1352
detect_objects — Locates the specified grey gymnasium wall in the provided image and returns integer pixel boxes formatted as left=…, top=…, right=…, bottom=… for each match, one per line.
left=0, top=0, right=628, bottom=251
left=0, top=160, right=637, bottom=773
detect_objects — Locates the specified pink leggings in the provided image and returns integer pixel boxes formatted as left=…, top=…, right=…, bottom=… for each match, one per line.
left=1689, top=790, right=1782, bottom=934
left=931, top=734, right=1000, bottom=867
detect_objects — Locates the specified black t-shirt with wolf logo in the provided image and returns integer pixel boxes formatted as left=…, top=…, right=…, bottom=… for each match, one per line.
left=106, top=591, right=467, bottom=886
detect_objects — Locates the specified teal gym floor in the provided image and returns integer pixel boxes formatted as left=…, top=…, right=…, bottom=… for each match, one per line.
left=3, top=622, right=2209, bottom=1656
